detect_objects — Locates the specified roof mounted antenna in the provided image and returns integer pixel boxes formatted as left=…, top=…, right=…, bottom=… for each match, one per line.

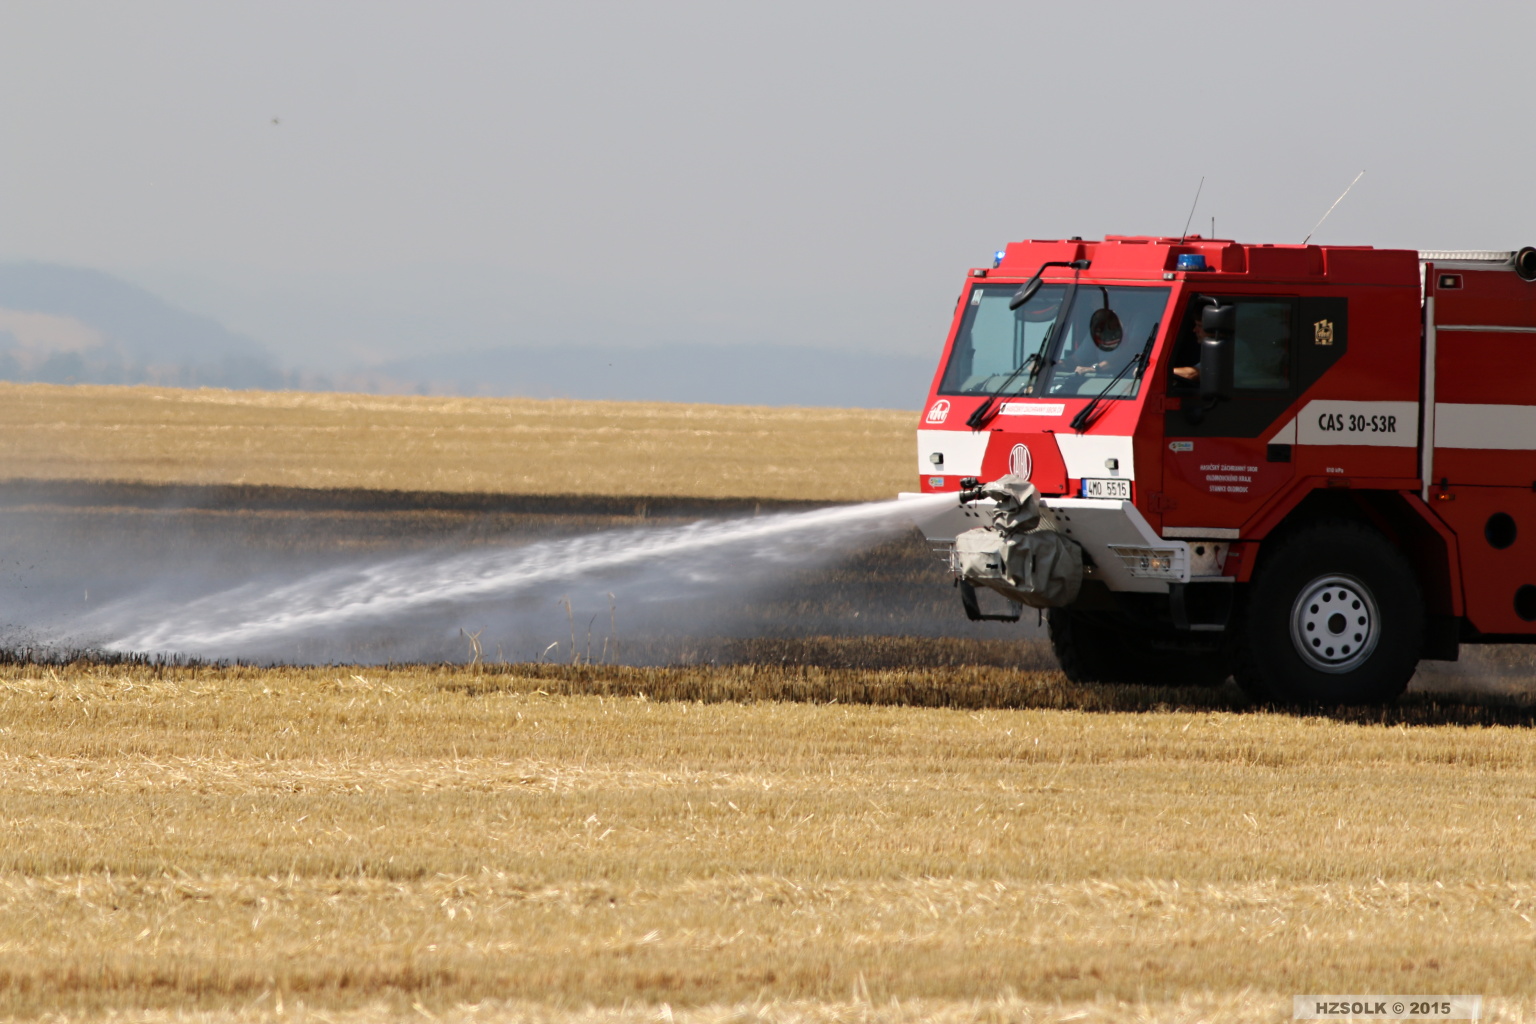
left=1302, top=170, right=1365, bottom=245
left=1178, top=176, right=1205, bottom=242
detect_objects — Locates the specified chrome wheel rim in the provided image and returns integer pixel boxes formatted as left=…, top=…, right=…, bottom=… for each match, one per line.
left=1289, top=574, right=1380, bottom=673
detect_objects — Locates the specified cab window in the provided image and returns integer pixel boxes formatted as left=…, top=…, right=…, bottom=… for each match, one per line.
left=1232, top=301, right=1292, bottom=390
left=1169, top=297, right=1295, bottom=392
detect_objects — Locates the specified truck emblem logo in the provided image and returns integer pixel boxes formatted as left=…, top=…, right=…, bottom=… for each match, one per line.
left=1314, top=319, right=1335, bottom=346
left=1009, top=444, right=1032, bottom=480
left=926, top=400, right=950, bottom=424
left=1169, top=441, right=1193, bottom=452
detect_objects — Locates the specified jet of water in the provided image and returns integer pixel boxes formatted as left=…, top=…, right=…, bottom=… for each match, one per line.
left=84, top=492, right=955, bottom=661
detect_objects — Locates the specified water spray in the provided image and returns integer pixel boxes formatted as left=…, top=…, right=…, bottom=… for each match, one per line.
left=77, top=492, right=956, bottom=662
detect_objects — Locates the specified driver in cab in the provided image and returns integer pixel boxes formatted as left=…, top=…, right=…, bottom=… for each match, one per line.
left=1172, top=316, right=1208, bottom=383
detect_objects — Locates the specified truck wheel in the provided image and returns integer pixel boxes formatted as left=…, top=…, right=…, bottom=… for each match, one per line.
left=1049, top=609, right=1230, bottom=686
left=1234, top=521, right=1422, bottom=705
left=1048, top=609, right=1128, bottom=683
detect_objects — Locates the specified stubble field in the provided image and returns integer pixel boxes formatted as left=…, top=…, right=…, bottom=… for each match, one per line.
left=2, top=383, right=1535, bottom=1023
left=0, top=382, right=913, bottom=501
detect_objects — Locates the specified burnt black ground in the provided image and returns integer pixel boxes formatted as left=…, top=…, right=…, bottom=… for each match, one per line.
left=2, top=480, right=1531, bottom=699
left=0, top=480, right=1048, bottom=665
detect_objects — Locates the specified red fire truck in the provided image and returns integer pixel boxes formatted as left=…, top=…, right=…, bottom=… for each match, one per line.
left=909, top=236, right=1536, bottom=704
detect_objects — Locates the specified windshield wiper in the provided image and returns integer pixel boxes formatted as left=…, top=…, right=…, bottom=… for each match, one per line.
left=1069, top=321, right=1159, bottom=433
left=965, top=259, right=1090, bottom=431
left=965, top=352, right=1041, bottom=430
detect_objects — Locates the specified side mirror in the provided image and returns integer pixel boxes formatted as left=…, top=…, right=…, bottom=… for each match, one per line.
left=1199, top=336, right=1232, bottom=399
left=1200, top=303, right=1237, bottom=334
left=1008, top=277, right=1043, bottom=310
left=1516, top=246, right=1536, bottom=282
left=1089, top=308, right=1123, bottom=350
left=1009, top=259, right=1089, bottom=310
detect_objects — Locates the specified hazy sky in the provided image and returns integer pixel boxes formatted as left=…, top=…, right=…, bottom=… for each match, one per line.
left=2, top=1, right=1534, bottom=370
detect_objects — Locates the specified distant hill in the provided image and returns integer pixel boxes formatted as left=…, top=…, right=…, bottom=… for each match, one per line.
left=0, top=262, right=933, bottom=408
left=0, top=262, right=286, bottom=389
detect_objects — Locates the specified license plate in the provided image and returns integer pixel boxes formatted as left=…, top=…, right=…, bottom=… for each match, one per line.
left=1082, top=477, right=1131, bottom=500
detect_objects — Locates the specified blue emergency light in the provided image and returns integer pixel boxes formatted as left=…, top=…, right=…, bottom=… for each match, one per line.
left=1176, top=253, right=1209, bottom=271
left=993, top=250, right=1006, bottom=267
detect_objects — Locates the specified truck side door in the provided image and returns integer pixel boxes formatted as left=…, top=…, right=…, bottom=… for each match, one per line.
left=1159, top=296, right=1305, bottom=535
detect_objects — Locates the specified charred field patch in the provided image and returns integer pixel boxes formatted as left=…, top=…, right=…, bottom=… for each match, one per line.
left=0, top=478, right=1022, bottom=665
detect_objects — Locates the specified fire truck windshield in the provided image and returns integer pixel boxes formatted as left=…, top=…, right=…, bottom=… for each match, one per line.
left=939, top=283, right=1170, bottom=401
left=938, top=283, right=1067, bottom=396
left=1037, top=285, right=1170, bottom=399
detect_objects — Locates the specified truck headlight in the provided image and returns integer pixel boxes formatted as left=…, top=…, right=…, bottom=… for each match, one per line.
left=1107, top=545, right=1186, bottom=580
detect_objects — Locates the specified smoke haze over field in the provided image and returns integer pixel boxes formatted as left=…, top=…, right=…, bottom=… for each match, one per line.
left=0, top=488, right=989, bottom=666
left=0, top=2, right=1533, bottom=403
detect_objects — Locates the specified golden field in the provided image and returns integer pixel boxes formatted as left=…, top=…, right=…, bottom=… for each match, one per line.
left=1, top=381, right=1535, bottom=1022
left=0, top=382, right=915, bottom=502
left=1, top=659, right=1535, bottom=1023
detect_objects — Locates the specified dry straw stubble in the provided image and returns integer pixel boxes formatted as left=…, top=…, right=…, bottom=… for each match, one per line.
left=1, top=661, right=1535, bottom=1020
left=3, top=381, right=1536, bottom=1020
left=0, top=382, right=915, bottom=502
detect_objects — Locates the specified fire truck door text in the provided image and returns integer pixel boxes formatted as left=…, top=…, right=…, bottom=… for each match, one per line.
left=1292, top=401, right=1418, bottom=447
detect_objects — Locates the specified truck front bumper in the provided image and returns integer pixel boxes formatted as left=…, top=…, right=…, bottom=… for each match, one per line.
left=898, top=493, right=1229, bottom=594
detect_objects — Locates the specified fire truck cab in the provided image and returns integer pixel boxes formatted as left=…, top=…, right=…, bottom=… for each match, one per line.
left=910, top=236, right=1536, bottom=704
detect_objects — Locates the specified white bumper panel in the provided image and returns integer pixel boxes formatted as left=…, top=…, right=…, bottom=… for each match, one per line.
left=1043, top=498, right=1189, bottom=593
left=899, top=493, right=1195, bottom=594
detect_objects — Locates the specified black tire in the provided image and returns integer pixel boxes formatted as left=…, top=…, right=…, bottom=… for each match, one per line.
left=1049, top=608, right=1231, bottom=686
left=1048, top=609, right=1129, bottom=682
left=1234, top=520, right=1422, bottom=705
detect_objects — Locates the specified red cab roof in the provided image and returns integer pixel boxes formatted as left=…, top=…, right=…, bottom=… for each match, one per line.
left=988, top=236, right=1419, bottom=287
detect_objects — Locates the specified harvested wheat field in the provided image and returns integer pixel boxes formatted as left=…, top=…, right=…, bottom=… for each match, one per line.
left=0, top=382, right=913, bottom=502
left=2, top=382, right=1536, bottom=1021
left=1, top=657, right=1536, bottom=1022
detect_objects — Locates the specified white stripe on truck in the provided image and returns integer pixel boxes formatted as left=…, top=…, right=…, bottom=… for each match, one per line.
left=914, top=432, right=1139, bottom=483
left=1294, top=401, right=1419, bottom=447
left=915, top=429, right=991, bottom=477
left=1270, top=401, right=1419, bottom=448
left=1055, top=434, right=1136, bottom=481
left=1435, top=403, right=1536, bottom=450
